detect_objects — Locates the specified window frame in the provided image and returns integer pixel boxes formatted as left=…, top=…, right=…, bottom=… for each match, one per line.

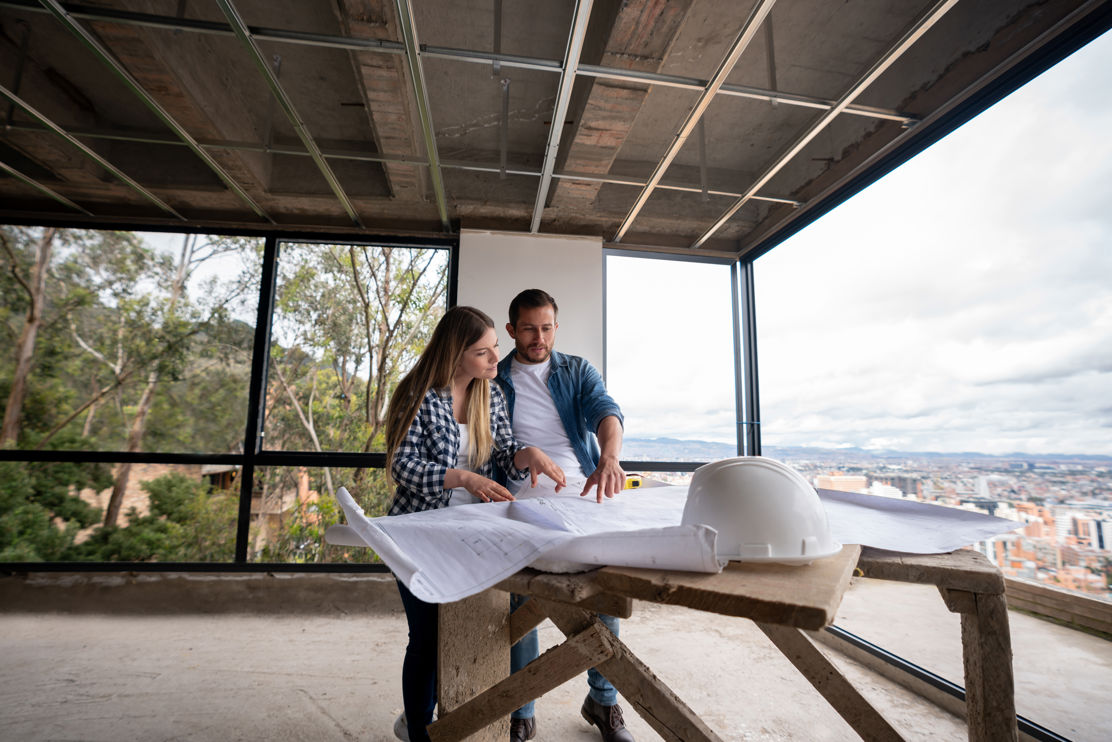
left=0, top=219, right=457, bottom=572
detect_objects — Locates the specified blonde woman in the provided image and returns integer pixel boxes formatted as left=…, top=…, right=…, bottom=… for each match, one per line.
left=384, top=305, right=564, bottom=742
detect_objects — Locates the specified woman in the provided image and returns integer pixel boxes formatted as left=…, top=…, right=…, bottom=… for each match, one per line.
left=385, top=305, right=564, bottom=742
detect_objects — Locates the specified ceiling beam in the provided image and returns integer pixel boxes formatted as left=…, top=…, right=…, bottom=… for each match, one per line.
left=529, top=0, right=593, bottom=233
left=548, top=0, right=694, bottom=211
left=394, top=0, right=450, bottom=232
left=611, top=0, right=778, bottom=243
left=0, top=83, right=185, bottom=219
left=0, top=157, right=93, bottom=215
left=691, top=0, right=961, bottom=249
left=337, top=0, right=425, bottom=202
left=35, top=0, right=273, bottom=223
left=216, top=0, right=363, bottom=227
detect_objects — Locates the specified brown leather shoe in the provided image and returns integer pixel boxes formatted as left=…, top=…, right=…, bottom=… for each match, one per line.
left=581, top=695, right=634, bottom=742
left=509, top=716, right=536, bottom=742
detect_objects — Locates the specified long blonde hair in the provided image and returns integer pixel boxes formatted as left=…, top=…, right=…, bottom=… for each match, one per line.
left=385, top=306, right=497, bottom=479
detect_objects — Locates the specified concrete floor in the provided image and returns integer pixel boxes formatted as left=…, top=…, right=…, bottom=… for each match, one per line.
left=0, top=574, right=1107, bottom=742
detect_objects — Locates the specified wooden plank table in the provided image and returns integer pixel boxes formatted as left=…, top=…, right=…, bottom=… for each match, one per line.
left=855, top=547, right=1018, bottom=742
left=429, top=544, right=871, bottom=741
left=428, top=543, right=1019, bottom=742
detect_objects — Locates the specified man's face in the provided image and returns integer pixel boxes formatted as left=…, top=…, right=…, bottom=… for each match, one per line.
left=507, top=305, right=558, bottom=364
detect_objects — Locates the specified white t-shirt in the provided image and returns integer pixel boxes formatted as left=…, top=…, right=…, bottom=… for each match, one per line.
left=447, top=423, right=477, bottom=506
left=509, top=357, right=585, bottom=496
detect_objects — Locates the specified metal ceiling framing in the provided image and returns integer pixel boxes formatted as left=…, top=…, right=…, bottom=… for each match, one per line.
left=394, top=0, right=450, bottom=232
left=215, top=0, right=362, bottom=227
left=612, top=0, right=778, bottom=243
left=530, top=0, right=593, bottom=233
left=0, top=0, right=920, bottom=235
left=691, top=0, right=961, bottom=249
left=575, top=65, right=917, bottom=125
left=1, top=0, right=1100, bottom=251
left=732, top=0, right=1112, bottom=260
left=34, top=0, right=273, bottom=223
left=0, top=119, right=803, bottom=206
left=0, top=82, right=185, bottom=219
left=0, top=1, right=917, bottom=125
left=0, top=157, right=91, bottom=214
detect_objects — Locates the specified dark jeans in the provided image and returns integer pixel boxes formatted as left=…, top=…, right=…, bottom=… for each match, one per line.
left=397, top=578, right=437, bottom=742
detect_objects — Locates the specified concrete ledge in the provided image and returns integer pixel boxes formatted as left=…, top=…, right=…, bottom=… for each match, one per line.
left=1005, top=577, right=1112, bottom=637
left=0, top=571, right=402, bottom=615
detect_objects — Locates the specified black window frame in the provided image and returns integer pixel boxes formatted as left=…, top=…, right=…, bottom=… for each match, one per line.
left=0, top=218, right=457, bottom=573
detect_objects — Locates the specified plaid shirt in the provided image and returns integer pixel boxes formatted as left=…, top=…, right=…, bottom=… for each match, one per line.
left=388, top=384, right=528, bottom=515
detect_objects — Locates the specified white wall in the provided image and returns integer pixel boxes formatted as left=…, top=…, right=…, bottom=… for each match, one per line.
left=457, top=229, right=604, bottom=373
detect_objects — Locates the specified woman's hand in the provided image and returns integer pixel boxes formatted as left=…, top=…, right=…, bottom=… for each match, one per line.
left=514, top=447, right=567, bottom=492
left=445, top=469, right=515, bottom=502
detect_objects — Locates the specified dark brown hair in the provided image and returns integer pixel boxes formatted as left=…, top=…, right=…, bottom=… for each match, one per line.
left=508, top=288, right=558, bottom=327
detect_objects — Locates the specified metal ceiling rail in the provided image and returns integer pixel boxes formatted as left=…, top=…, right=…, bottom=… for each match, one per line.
left=425, top=46, right=563, bottom=73
left=611, top=0, right=777, bottom=243
left=216, top=0, right=363, bottom=228
left=576, top=65, right=917, bottom=124
left=2, top=121, right=427, bottom=165
left=1, top=0, right=915, bottom=125
left=551, top=170, right=800, bottom=205
left=0, top=83, right=186, bottom=219
left=3, top=118, right=803, bottom=207
left=691, top=0, right=960, bottom=249
left=394, top=0, right=450, bottom=232
left=0, top=0, right=407, bottom=53
left=36, top=0, right=273, bottom=223
left=0, top=158, right=92, bottom=215
left=529, top=0, right=593, bottom=233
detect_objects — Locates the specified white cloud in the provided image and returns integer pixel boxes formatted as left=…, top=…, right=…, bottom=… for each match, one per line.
left=753, top=30, right=1112, bottom=455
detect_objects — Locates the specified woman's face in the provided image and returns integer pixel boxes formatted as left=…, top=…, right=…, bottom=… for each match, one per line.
left=456, top=326, right=499, bottom=381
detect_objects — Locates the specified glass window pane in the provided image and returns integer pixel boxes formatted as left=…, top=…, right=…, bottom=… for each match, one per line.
left=264, top=242, right=449, bottom=453
left=0, top=227, right=261, bottom=454
left=0, top=460, right=238, bottom=562
left=605, top=255, right=736, bottom=462
left=248, top=465, right=390, bottom=564
left=754, top=30, right=1112, bottom=734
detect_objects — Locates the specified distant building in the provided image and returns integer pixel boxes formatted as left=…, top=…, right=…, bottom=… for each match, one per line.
left=1096, top=520, right=1112, bottom=551
left=867, top=482, right=903, bottom=499
left=870, top=474, right=922, bottom=498
left=815, top=474, right=867, bottom=493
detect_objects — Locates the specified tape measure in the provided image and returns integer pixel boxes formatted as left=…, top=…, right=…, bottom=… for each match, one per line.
left=623, top=474, right=642, bottom=490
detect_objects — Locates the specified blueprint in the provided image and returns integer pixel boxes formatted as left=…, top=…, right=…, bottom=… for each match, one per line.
left=816, top=488, right=1021, bottom=554
left=326, top=482, right=1020, bottom=603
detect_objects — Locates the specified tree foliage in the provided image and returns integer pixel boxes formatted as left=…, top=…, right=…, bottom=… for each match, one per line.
left=72, top=472, right=237, bottom=562
left=1, top=226, right=448, bottom=563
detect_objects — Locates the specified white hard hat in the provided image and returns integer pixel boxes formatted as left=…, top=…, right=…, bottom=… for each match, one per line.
left=682, top=456, right=841, bottom=565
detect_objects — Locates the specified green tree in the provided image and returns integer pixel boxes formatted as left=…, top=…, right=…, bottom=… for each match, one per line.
left=264, top=243, right=446, bottom=498
left=0, top=456, right=109, bottom=561
left=74, top=472, right=237, bottom=562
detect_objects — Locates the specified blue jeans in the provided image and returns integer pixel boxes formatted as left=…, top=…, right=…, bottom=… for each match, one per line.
left=396, top=579, right=437, bottom=742
left=509, top=593, right=619, bottom=719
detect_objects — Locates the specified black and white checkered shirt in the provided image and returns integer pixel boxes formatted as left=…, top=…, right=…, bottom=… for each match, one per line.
left=388, top=384, right=528, bottom=515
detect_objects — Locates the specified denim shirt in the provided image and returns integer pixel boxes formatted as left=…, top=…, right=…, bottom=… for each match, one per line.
left=495, top=349, right=624, bottom=479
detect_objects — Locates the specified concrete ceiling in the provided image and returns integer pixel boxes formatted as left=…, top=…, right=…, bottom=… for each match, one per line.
left=0, top=0, right=1109, bottom=258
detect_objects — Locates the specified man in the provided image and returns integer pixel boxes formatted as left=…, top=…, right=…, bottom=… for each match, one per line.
left=495, top=288, right=633, bottom=742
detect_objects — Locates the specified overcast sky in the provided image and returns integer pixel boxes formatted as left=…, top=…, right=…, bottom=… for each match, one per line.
left=608, top=28, right=1112, bottom=457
